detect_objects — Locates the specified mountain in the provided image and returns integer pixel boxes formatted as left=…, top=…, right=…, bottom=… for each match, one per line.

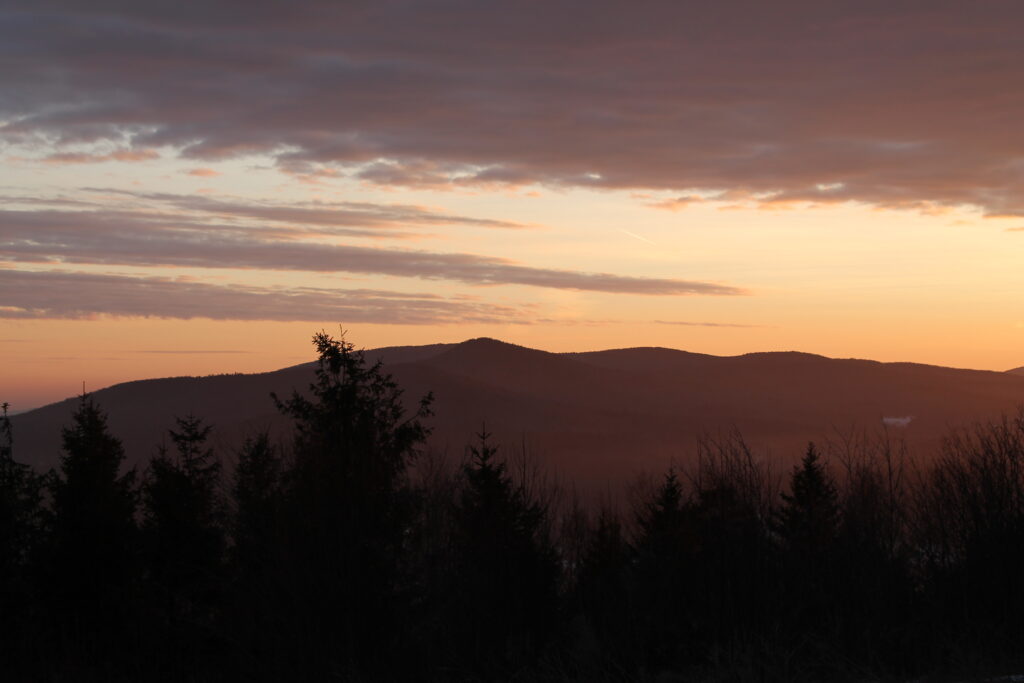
left=10, top=338, right=1024, bottom=492
left=1009, top=366, right=1024, bottom=376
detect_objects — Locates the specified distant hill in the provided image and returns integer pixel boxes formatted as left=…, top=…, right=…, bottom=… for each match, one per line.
left=1009, top=366, right=1024, bottom=376
left=11, top=338, right=1024, bottom=492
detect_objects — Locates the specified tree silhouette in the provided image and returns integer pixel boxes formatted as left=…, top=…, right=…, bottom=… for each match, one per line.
left=272, top=331, right=432, bottom=676
left=631, top=469, right=696, bottom=665
left=44, top=395, right=139, bottom=656
left=0, top=401, right=42, bottom=574
left=0, top=402, right=43, bottom=656
left=774, top=442, right=840, bottom=645
left=141, top=414, right=225, bottom=643
left=232, top=431, right=282, bottom=571
left=777, top=443, right=839, bottom=554
left=446, top=429, right=560, bottom=673
left=227, top=431, right=284, bottom=668
left=572, top=504, right=631, bottom=667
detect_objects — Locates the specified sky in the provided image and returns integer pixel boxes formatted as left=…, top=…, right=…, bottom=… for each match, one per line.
left=2, top=0, right=1024, bottom=410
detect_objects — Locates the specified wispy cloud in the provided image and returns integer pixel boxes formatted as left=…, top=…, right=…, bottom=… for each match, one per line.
left=81, top=189, right=530, bottom=231
left=40, top=149, right=160, bottom=164
left=185, top=168, right=220, bottom=177
left=0, top=207, right=746, bottom=296
left=0, top=269, right=532, bottom=324
left=648, top=196, right=706, bottom=212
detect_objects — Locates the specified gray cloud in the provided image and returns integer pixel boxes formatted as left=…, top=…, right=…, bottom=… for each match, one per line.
left=3, top=2, right=1024, bottom=213
left=0, top=269, right=530, bottom=324
left=85, top=189, right=529, bottom=231
left=7, top=188, right=526, bottom=237
left=0, top=207, right=745, bottom=296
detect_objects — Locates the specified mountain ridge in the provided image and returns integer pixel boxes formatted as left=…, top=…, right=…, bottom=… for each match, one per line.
left=10, top=339, right=1024, bottom=491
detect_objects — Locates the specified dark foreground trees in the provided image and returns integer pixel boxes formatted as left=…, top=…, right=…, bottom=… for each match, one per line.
left=43, top=396, right=140, bottom=663
left=266, top=331, right=432, bottom=677
left=0, top=403, right=42, bottom=653
left=141, top=414, right=225, bottom=670
left=444, top=431, right=560, bottom=674
left=6, top=335, right=1024, bottom=681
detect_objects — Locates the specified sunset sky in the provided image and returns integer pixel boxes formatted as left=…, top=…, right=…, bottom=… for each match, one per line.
left=3, top=1, right=1024, bottom=410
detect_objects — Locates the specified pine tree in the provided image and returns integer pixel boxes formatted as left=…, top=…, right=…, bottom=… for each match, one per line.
left=227, top=431, right=284, bottom=666
left=774, top=442, right=840, bottom=640
left=776, top=443, right=839, bottom=554
left=447, top=430, right=560, bottom=672
left=631, top=469, right=696, bottom=665
left=142, top=414, right=225, bottom=631
left=0, top=402, right=42, bottom=574
left=232, top=431, right=282, bottom=569
left=573, top=505, right=631, bottom=664
left=272, top=331, right=432, bottom=675
left=45, top=395, right=139, bottom=652
left=636, top=469, right=688, bottom=551
left=0, top=402, right=43, bottom=653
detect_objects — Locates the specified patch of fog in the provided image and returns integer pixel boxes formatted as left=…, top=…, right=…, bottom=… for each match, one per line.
left=882, top=416, right=914, bottom=427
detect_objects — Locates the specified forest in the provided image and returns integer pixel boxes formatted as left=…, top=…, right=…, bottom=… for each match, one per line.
left=3, top=332, right=1024, bottom=682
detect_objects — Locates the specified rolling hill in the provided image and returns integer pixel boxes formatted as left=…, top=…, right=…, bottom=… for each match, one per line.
left=10, top=338, right=1024, bottom=491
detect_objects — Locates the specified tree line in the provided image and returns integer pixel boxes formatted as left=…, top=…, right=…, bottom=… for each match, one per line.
left=3, top=332, right=1024, bottom=681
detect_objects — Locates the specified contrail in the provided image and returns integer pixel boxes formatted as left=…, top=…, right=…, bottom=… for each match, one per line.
left=619, top=229, right=658, bottom=246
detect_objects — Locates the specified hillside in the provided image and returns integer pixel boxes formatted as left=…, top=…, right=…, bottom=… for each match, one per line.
left=10, top=339, right=1024, bottom=490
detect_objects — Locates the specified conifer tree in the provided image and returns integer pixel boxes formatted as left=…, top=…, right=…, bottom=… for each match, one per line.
left=774, top=443, right=840, bottom=640
left=631, top=469, right=696, bottom=665
left=0, top=402, right=43, bottom=650
left=0, top=402, right=41, bottom=574
left=45, top=395, right=138, bottom=650
left=272, top=331, right=432, bottom=675
left=447, top=430, right=559, bottom=672
left=232, top=431, right=282, bottom=568
left=227, top=431, right=284, bottom=662
left=573, top=505, right=631, bottom=664
left=776, top=443, right=839, bottom=554
left=142, top=414, right=225, bottom=629
left=636, top=469, right=687, bottom=552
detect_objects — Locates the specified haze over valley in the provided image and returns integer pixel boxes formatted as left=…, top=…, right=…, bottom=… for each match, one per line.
left=13, top=337, right=1024, bottom=491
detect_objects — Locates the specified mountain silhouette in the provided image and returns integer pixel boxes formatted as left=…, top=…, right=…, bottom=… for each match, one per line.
left=10, top=338, right=1024, bottom=490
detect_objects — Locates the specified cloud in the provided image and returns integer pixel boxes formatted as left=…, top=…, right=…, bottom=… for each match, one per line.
left=0, top=187, right=528, bottom=239
left=40, top=149, right=160, bottom=164
left=0, top=207, right=746, bottom=296
left=648, top=196, right=706, bottom=212
left=117, top=190, right=529, bottom=230
left=0, top=269, right=531, bottom=324
left=185, top=167, right=220, bottom=177
left=3, top=2, right=1024, bottom=213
